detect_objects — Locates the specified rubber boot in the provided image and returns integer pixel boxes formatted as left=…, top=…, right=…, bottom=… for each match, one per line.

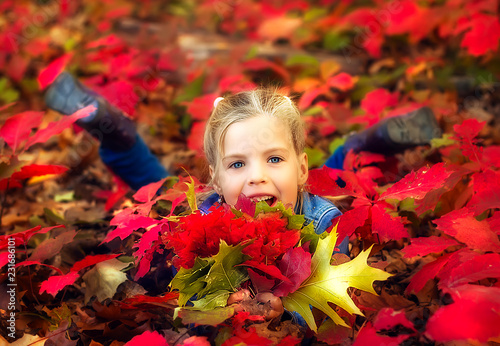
left=343, top=107, right=441, bottom=155
left=45, top=72, right=168, bottom=190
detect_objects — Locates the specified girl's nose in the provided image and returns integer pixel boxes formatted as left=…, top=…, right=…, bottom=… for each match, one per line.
left=248, top=163, right=268, bottom=185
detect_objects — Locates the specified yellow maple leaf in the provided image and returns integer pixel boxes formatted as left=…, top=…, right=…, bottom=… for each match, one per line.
left=282, top=226, right=392, bottom=332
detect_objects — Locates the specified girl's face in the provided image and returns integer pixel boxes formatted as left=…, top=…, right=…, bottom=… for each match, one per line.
left=210, top=114, right=308, bottom=208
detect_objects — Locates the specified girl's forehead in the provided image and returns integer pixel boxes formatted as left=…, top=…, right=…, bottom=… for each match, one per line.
left=222, top=115, right=291, bottom=149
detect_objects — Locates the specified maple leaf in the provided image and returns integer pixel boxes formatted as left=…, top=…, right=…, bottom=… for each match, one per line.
left=28, top=230, right=77, bottom=262
left=0, top=111, right=43, bottom=152
left=38, top=52, right=74, bottom=90
left=171, top=257, right=213, bottom=306
left=282, top=227, right=391, bottom=332
left=102, top=211, right=157, bottom=244
left=40, top=272, right=80, bottom=297
left=25, top=105, right=97, bottom=150
left=467, top=169, right=500, bottom=215
left=185, top=93, right=219, bottom=121
left=327, top=72, right=358, bottom=91
left=439, top=252, right=500, bottom=289
left=118, top=292, right=179, bottom=309
left=434, top=207, right=500, bottom=252
left=402, top=236, right=460, bottom=258
left=459, top=13, right=500, bottom=56
left=373, top=307, right=415, bottom=331
left=124, top=330, right=168, bottom=346
left=425, top=285, right=500, bottom=342
left=405, top=253, right=452, bottom=294
left=360, top=88, right=399, bottom=117
left=371, top=202, right=408, bottom=242
left=0, top=164, right=69, bottom=190
left=452, top=118, right=485, bottom=163
left=273, top=246, right=311, bottom=297
left=379, top=162, right=453, bottom=201
left=353, top=322, right=411, bottom=346
left=0, top=224, right=64, bottom=247
left=197, top=241, right=249, bottom=300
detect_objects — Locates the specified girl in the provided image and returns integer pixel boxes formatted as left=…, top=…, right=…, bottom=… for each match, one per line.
left=200, top=89, right=349, bottom=253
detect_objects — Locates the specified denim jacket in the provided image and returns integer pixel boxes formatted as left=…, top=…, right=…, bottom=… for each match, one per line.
left=199, top=191, right=348, bottom=254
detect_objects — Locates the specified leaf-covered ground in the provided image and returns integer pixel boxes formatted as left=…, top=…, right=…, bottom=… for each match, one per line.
left=1, top=0, right=500, bottom=345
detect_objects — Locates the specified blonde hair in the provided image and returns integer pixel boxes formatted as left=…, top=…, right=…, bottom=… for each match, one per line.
left=203, top=88, right=306, bottom=186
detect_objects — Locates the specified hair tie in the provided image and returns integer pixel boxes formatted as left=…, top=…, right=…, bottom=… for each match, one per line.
left=214, top=97, right=224, bottom=108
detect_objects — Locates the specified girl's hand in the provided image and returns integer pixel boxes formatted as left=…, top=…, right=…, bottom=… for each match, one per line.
left=227, top=289, right=284, bottom=321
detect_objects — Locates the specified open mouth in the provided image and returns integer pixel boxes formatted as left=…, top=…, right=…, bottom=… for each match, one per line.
left=251, top=195, right=277, bottom=207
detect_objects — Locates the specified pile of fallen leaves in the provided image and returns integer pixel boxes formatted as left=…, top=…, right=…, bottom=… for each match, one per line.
left=1, top=0, right=500, bottom=345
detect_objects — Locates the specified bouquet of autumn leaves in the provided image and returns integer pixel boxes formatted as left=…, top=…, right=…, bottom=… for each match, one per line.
left=162, top=196, right=391, bottom=336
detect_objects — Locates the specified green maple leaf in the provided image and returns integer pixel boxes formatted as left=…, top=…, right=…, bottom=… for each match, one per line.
left=282, top=226, right=392, bottom=332
left=171, top=241, right=249, bottom=308
left=171, top=257, right=213, bottom=306
left=197, top=240, right=249, bottom=298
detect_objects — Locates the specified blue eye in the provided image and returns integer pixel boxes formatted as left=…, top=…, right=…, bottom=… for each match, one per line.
left=269, top=157, right=282, bottom=163
left=230, top=161, right=244, bottom=169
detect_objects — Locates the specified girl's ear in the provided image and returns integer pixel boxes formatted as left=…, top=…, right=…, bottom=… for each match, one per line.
left=298, top=152, right=308, bottom=185
left=209, top=165, right=221, bottom=194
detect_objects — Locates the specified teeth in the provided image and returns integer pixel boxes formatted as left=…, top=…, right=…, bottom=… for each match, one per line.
left=252, top=196, right=273, bottom=202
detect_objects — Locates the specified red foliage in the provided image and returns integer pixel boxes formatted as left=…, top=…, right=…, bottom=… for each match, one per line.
left=38, top=53, right=74, bottom=90
left=273, top=246, right=311, bottom=297
left=425, top=285, right=500, bottom=342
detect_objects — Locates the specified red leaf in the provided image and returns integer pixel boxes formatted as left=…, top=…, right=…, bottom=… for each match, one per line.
left=460, top=13, right=500, bottom=56
left=487, top=211, right=500, bottom=235
left=327, top=72, right=357, bottom=91
left=248, top=268, right=275, bottom=293
left=405, top=253, right=453, bottom=294
left=86, top=34, right=125, bottom=50
left=6, top=54, right=29, bottom=82
left=234, top=194, right=256, bottom=217
left=38, top=53, right=74, bottom=90
left=452, top=118, right=485, bottom=163
left=187, top=121, right=206, bottom=154
left=0, top=164, right=69, bottom=190
left=0, top=225, right=64, bottom=247
left=39, top=271, right=80, bottom=297
left=425, top=285, right=500, bottom=342
left=133, top=177, right=168, bottom=203
left=133, top=225, right=161, bottom=260
left=307, top=166, right=365, bottom=199
left=28, top=230, right=77, bottom=262
left=98, top=80, right=139, bottom=115
left=467, top=170, right=500, bottom=215
left=441, top=253, right=500, bottom=289
left=185, top=93, right=218, bottom=121
left=124, top=330, right=168, bottom=346
left=0, top=111, right=43, bottom=152
left=373, top=307, right=415, bottom=331
left=402, top=236, right=460, bottom=258
left=70, top=254, right=121, bottom=272
left=182, top=335, right=211, bottom=346
left=380, top=163, right=453, bottom=201
left=353, top=322, right=410, bottom=346
left=360, top=88, right=399, bottom=116
left=119, top=292, right=179, bottom=309
left=336, top=204, right=371, bottom=242
left=371, top=203, right=408, bottom=242
left=434, top=207, right=500, bottom=252
left=273, top=247, right=312, bottom=297
left=243, top=261, right=292, bottom=283
left=25, top=105, right=97, bottom=149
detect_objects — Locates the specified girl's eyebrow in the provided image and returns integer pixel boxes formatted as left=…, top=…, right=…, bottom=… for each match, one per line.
left=223, top=147, right=290, bottom=161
